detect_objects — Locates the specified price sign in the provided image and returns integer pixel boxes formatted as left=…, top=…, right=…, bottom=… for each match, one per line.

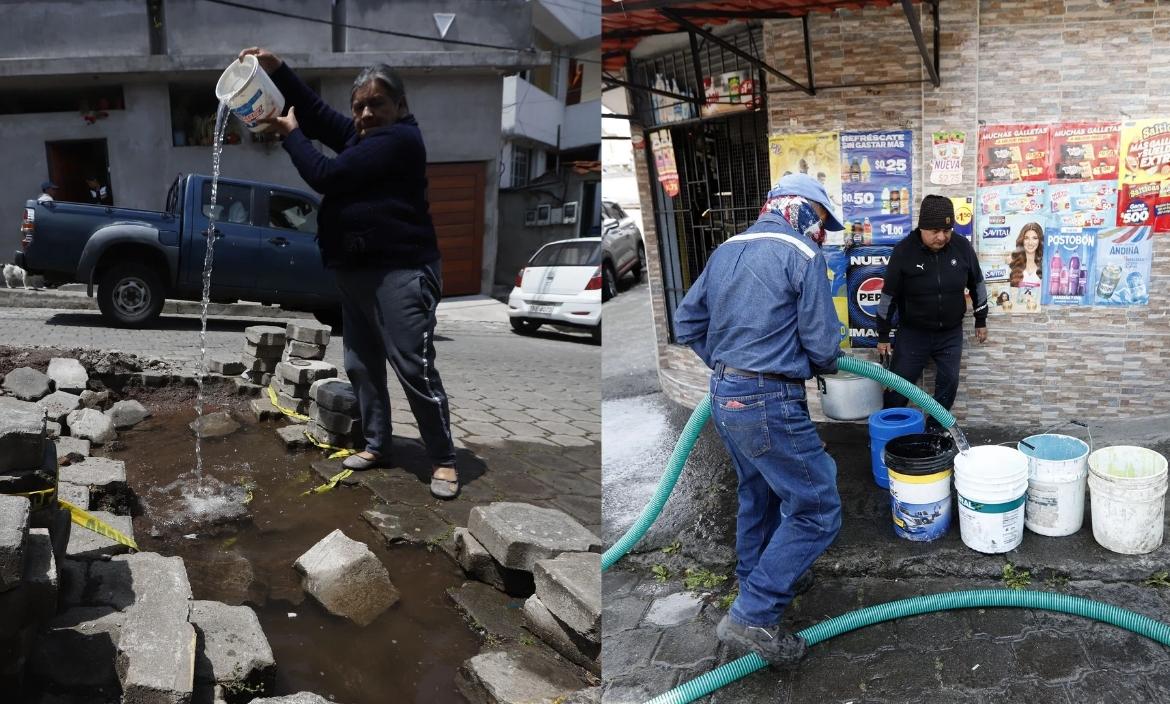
left=840, top=130, right=913, bottom=245
left=874, top=158, right=908, bottom=174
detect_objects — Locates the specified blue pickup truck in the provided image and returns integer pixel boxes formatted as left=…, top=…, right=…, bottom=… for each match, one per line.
left=15, top=173, right=340, bottom=328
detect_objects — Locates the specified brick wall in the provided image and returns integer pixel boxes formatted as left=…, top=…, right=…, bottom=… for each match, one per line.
left=644, top=0, right=1170, bottom=423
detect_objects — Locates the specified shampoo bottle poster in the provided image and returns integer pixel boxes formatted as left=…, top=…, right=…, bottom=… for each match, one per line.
left=1092, top=226, right=1152, bottom=307
left=1041, top=227, right=1095, bottom=306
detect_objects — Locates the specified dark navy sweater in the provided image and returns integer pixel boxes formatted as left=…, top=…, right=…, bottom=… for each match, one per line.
left=271, top=63, right=440, bottom=270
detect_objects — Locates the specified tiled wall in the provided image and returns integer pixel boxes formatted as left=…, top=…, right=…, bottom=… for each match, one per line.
left=646, top=0, right=1170, bottom=424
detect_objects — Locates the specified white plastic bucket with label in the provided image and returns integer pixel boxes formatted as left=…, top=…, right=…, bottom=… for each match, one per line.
left=1018, top=433, right=1089, bottom=537
left=954, top=445, right=1030, bottom=554
left=1087, top=446, right=1168, bottom=555
left=215, top=54, right=285, bottom=133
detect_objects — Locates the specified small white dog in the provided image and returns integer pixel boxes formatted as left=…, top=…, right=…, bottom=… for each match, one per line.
left=3, top=264, right=27, bottom=289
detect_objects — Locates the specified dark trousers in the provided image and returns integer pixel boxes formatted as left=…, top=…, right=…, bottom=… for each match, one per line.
left=333, top=262, right=456, bottom=467
left=709, top=363, right=842, bottom=627
left=883, top=324, right=964, bottom=413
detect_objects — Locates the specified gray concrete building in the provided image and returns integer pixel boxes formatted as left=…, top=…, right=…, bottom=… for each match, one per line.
left=0, top=0, right=545, bottom=297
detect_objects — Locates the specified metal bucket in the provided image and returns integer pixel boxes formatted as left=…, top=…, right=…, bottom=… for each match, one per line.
left=818, top=371, right=884, bottom=421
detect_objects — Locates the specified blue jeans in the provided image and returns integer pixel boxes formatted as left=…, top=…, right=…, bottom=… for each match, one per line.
left=710, top=364, right=842, bottom=628
left=882, top=324, right=964, bottom=412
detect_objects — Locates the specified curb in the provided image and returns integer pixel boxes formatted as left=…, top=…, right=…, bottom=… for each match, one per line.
left=0, top=287, right=310, bottom=319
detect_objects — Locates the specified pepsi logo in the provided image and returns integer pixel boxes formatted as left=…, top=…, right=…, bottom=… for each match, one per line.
left=856, top=277, right=884, bottom=317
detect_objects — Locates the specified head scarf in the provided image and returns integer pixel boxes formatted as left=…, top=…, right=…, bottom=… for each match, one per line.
left=760, top=192, right=827, bottom=246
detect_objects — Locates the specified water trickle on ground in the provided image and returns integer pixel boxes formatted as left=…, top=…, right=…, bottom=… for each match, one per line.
left=112, top=408, right=479, bottom=703
left=193, top=101, right=232, bottom=477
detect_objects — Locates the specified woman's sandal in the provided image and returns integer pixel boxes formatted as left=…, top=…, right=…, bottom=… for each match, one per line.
left=342, top=451, right=387, bottom=471
left=430, top=465, right=459, bottom=499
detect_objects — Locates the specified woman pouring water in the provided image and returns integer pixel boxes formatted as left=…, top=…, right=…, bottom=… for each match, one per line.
left=237, top=47, right=459, bottom=499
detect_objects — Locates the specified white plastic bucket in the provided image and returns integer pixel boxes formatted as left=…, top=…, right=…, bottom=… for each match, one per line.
left=1087, top=446, right=1168, bottom=555
left=954, top=445, right=1030, bottom=553
left=1018, top=433, right=1089, bottom=537
left=215, top=54, right=285, bottom=133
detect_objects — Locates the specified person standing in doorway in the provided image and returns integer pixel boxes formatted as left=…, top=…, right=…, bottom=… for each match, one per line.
left=674, top=173, right=845, bottom=667
left=85, top=176, right=111, bottom=205
left=876, top=195, right=989, bottom=416
left=37, top=181, right=58, bottom=203
left=239, top=46, right=459, bottom=499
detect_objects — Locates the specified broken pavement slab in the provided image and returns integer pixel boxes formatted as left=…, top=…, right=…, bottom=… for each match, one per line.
left=28, top=606, right=125, bottom=691
left=293, top=529, right=399, bottom=627
left=244, top=326, right=286, bottom=347
left=47, top=357, right=89, bottom=393
left=468, top=502, right=602, bottom=572
left=456, top=646, right=593, bottom=704
left=276, top=425, right=312, bottom=449
left=0, top=407, right=46, bottom=473
left=109, top=400, right=151, bottom=429
left=447, top=581, right=531, bottom=643
left=285, top=321, right=331, bottom=346
left=362, top=505, right=452, bottom=547
left=190, top=600, right=276, bottom=697
left=55, top=436, right=91, bottom=458
left=0, top=494, right=31, bottom=590
left=65, top=408, right=116, bottom=445
left=523, top=595, right=600, bottom=675
left=276, top=360, right=337, bottom=386
left=114, top=553, right=197, bottom=704
left=65, top=511, right=134, bottom=562
left=38, top=390, right=83, bottom=423
left=190, top=411, right=241, bottom=438
left=3, top=366, right=54, bottom=401
left=249, top=396, right=282, bottom=422
left=533, top=552, right=602, bottom=641
left=58, top=457, right=131, bottom=513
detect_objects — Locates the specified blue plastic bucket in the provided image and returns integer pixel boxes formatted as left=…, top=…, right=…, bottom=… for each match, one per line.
left=869, top=408, right=925, bottom=488
left=884, top=433, right=956, bottom=542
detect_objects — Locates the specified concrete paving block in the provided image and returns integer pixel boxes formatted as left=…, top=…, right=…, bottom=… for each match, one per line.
left=467, top=502, right=603, bottom=572
left=362, top=505, right=451, bottom=548
left=447, top=581, right=530, bottom=643
left=58, top=558, right=87, bottom=607
left=275, top=425, right=311, bottom=449
left=249, top=397, right=282, bottom=421
left=306, top=421, right=357, bottom=449
left=523, top=595, right=600, bottom=675
left=293, top=529, right=399, bottom=627
left=0, top=406, right=46, bottom=473
left=239, top=353, right=279, bottom=373
left=309, top=378, right=358, bottom=415
left=30, top=504, right=71, bottom=569
left=56, top=483, right=90, bottom=509
left=45, top=420, right=61, bottom=439
left=190, top=600, right=276, bottom=696
left=189, top=411, right=241, bottom=439
left=455, top=647, right=591, bottom=704
left=109, top=400, right=151, bottom=429
left=232, top=377, right=264, bottom=398
left=274, top=377, right=311, bottom=399
left=285, top=321, right=331, bottom=346
left=55, top=436, right=91, bottom=458
left=24, top=528, right=57, bottom=622
left=115, top=553, right=196, bottom=704
left=276, top=360, right=337, bottom=386
left=58, top=457, right=131, bottom=513
left=284, top=340, right=326, bottom=360
left=310, top=404, right=358, bottom=436
left=533, top=553, right=601, bottom=642
left=309, top=461, right=361, bottom=487
left=29, top=606, right=125, bottom=690
left=78, top=389, right=110, bottom=410
left=65, top=408, right=116, bottom=445
left=453, top=527, right=507, bottom=592
left=3, top=366, right=54, bottom=400
left=245, top=372, right=274, bottom=387
left=65, top=511, right=133, bottom=562
left=207, top=355, right=245, bottom=376
left=47, top=358, right=89, bottom=393
left=0, top=495, right=30, bottom=592
left=244, top=326, right=286, bottom=347
left=38, top=390, right=82, bottom=423
left=249, top=694, right=333, bottom=704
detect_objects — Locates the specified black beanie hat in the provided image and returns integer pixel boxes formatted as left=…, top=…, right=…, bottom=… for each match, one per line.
left=918, top=194, right=955, bottom=231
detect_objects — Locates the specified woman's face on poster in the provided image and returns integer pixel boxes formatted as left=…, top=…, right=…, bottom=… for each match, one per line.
left=1023, top=229, right=1040, bottom=254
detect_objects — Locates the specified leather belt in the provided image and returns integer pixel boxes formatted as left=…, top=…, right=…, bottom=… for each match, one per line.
left=722, top=366, right=804, bottom=384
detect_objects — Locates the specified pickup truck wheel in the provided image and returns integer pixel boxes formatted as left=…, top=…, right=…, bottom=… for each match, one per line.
left=97, top=263, right=165, bottom=328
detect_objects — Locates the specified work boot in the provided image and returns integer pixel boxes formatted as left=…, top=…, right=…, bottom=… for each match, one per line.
left=716, top=614, right=807, bottom=667
left=792, top=568, right=815, bottom=596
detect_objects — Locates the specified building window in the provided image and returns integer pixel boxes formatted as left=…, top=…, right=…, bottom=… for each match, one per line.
left=0, top=86, right=125, bottom=117
left=512, top=146, right=531, bottom=188
left=169, top=84, right=242, bottom=147
left=566, top=59, right=583, bottom=106
left=550, top=55, right=562, bottom=101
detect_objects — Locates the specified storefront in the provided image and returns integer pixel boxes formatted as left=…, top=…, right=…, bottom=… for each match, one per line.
left=604, top=0, right=1170, bottom=423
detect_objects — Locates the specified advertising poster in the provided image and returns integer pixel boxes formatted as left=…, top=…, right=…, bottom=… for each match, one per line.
left=1117, top=119, right=1170, bottom=232
left=824, top=245, right=850, bottom=349
left=930, top=130, right=966, bottom=186
left=951, top=196, right=974, bottom=239
left=1092, top=226, right=1153, bottom=306
left=839, top=130, right=913, bottom=246
left=650, top=130, right=680, bottom=198
left=976, top=182, right=1048, bottom=314
left=1049, top=180, right=1118, bottom=230
left=768, top=131, right=843, bottom=211
left=1041, top=227, right=1095, bottom=307
left=701, top=70, right=759, bottom=118
left=1049, top=122, right=1120, bottom=183
left=977, top=124, right=1051, bottom=186
left=846, top=246, right=893, bottom=348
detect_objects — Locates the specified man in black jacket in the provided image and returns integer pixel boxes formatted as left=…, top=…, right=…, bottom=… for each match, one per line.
left=876, top=195, right=988, bottom=413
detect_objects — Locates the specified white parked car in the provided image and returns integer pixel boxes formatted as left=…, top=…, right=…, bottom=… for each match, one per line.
left=601, top=200, right=645, bottom=301
left=508, top=237, right=602, bottom=342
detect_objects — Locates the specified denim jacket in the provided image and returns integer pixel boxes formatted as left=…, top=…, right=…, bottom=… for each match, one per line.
left=674, top=213, right=842, bottom=379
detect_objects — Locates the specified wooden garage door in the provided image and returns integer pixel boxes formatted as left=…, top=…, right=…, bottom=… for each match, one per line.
left=427, top=162, right=485, bottom=296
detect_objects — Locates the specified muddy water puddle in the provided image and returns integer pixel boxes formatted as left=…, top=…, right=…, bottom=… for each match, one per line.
left=109, top=408, right=478, bottom=703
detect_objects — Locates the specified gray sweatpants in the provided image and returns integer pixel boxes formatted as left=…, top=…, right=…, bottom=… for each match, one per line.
left=333, top=261, right=455, bottom=466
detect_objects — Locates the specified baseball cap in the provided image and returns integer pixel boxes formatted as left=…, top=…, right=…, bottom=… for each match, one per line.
left=768, top=173, right=844, bottom=232
left=41, top=180, right=57, bottom=191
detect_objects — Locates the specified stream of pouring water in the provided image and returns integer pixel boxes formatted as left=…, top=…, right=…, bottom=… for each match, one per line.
left=193, top=102, right=231, bottom=476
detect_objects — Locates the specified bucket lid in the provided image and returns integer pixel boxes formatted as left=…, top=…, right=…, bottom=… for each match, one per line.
left=215, top=54, right=259, bottom=102
left=954, top=445, right=1029, bottom=480
left=1018, top=434, right=1089, bottom=462
left=1087, top=445, right=1168, bottom=481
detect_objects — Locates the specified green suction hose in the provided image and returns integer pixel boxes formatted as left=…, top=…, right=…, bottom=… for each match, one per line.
left=601, top=354, right=953, bottom=571
left=647, top=589, right=1170, bottom=704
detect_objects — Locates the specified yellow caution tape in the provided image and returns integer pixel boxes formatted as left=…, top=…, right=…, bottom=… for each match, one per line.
left=303, top=429, right=357, bottom=460
left=267, top=385, right=311, bottom=422
left=58, top=499, right=139, bottom=551
left=301, top=468, right=354, bottom=496
left=9, top=486, right=58, bottom=511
